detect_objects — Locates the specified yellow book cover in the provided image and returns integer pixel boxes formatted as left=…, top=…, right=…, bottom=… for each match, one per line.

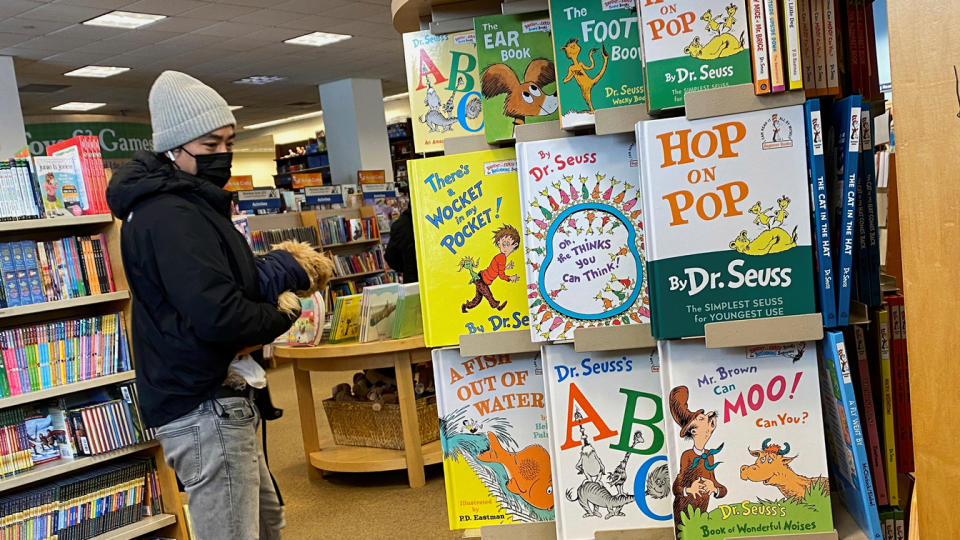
left=409, top=148, right=530, bottom=347
left=402, top=30, right=485, bottom=154
left=329, top=294, right=362, bottom=344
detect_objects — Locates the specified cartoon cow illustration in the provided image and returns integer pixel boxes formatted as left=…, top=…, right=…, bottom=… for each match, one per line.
left=739, top=439, right=829, bottom=501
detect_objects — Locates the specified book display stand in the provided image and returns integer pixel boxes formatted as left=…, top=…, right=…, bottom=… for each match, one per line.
left=458, top=328, right=539, bottom=357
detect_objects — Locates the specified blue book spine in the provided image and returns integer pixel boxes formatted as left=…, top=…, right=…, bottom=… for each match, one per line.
left=820, top=331, right=884, bottom=540
left=805, top=100, right=837, bottom=328
left=860, top=104, right=882, bottom=306
left=834, top=95, right=862, bottom=325
left=853, top=131, right=869, bottom=305
left=0, top=242, right=20, bottom=308
left=10, top=241, right=32, bottom=306
left=21, top=241, right=45, bottom=305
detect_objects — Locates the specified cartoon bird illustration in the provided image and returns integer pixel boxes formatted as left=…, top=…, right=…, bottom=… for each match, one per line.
left=622, top=196, right=638, bottom=212
left=553, top=182, right=570, bottom=204
left=600, top=215, right=612, bottom=228
left=609, top=246, right=628, bottom=260
left=531, top=200, right=552, bottom=220
left=580, top=176, right=590, bottom=200
left=722, top=3, right=738, bottom=33
left=566, top=217, right=578, bottom=229
left=549, top=284, right=567, bottom=298
left=613, top=189, right=626, bottom=204
left=540, top=189, right=559, bottom=211
left=602, top=178, right=620, bottom=200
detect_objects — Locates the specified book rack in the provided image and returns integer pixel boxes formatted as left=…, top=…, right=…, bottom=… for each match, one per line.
left=500, top=0, right=547, bottom=15
left=444, top=134, right=497, bottom=155
left=573, top=324, right=656, bottom=353
left=459, top=328, right=540, bottom=357
left=514, top=120, right=576, bottom=143
left=683, top=84, right=807, bottom=121
left=703, top=313, right=825, bottom=349
left=594, top=104, right=652, bottom=136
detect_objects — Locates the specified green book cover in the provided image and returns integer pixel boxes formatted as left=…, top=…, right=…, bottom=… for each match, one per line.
left=549, top=0, right=646, bottom=128
left=639, top=0, right=752, bottom=112
left=475, top=12, right=559, bottom=144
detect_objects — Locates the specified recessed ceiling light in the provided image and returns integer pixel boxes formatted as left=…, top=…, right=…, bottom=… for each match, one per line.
left=229, top=105, right=244, bottom=111
left=52, top=102, right=106, bottom=111
left=284, top=31, right=352, bottom=47
left=83, top=11, right=166, bottom=29
left=243, top=111, right=323, bottom=130
left=64, top=65, right=130, bottom=78
left=233, top=76, right=285, bottom=85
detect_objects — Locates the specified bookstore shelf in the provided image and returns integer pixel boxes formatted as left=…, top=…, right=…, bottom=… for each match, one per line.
left=0, top=214, right=114, bottom=233
left=320, top=238, right=381, bottom=249
left=273, top=166, right=329, bottom=177
left=329, top=269, right=384, bottom=282
left=309, top=439, right=442, bottom=473
left=0, top=290, right=129, bottom=320
left=92, top=513, right=176, bottom=540
left=0, top=440, right=157, bottom=493
left=0, top=370, right=135, bottom=409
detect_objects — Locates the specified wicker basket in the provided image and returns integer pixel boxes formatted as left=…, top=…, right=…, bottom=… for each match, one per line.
left=321, top=395, right=439, bottom=450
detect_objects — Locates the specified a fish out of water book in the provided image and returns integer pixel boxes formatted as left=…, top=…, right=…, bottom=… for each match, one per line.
left=548, top=0, right=646, bottom=128
left=638, top=0, right=753, bottom=112
left=516, top=133, right=649, bottom=342
left=432, top=348, right=554, bottom=530
left=659, top=339, right=833, bottom=539
left=636, top=105, right=816, bottom=339
left=402, top=29, right=485, bottom=153
left=542, top=343, right=671, bottom=539
left=408, top=149, right=530, bottom=347
left=474, top=12, right=559, bottom=144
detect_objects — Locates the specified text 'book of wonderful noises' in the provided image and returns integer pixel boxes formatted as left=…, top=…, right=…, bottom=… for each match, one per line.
left=659, top=339, right=833, bottom=539
left=517, top=133, right=649, bottom=342
left=432, top=349, right=553, bottom=530
left=402, top=29, right=485, bottom=154
left=542, top=343, right=671, bottom=539
left=637, top=104, right=816, bottom=339
left=408, top=148, right=530, bottom=347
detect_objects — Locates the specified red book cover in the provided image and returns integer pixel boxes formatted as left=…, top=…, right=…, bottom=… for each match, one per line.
left=46, top=137, right=94, bottom=215
left=851, top=325, right=889, bottom=505
left=842, top=1, right=861, bottom=96
left=79, top=407, right=101, bottom=454
left=82, top=136, right=108, bottom=214
left=891, top=294, right=914, bottom=472
left=90, top=136, right=110, bottom=214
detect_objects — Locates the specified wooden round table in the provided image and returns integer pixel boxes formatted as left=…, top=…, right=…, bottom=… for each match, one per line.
left=273, top=336, right=442, bottom=488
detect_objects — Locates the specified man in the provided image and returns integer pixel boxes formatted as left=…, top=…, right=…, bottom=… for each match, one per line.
left=384, top=186, right=417, bottom=283
left=462, top=224, right=521, bottom=312
left=106, top=71, right=305, bottom=540
left=668, top=386, right=727, bottom=527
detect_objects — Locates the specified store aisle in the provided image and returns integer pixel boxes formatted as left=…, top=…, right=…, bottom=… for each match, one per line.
left=263, top=364, right=461, bottom=539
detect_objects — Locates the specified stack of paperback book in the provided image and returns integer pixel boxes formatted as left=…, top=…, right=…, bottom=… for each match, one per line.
left=328, top=294, right=362, bottom=344
left=330, top=246, right=387, bottom=277
left=248, top=226, right=319, bottom=255
left=316, top=215, right=378, bottom=245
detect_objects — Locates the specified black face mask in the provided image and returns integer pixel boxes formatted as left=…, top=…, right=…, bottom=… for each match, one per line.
left=178, top=147, right=233, bottom=189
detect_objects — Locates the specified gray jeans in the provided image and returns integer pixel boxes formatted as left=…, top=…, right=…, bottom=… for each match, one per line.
left=156, top=396, right=285, bottom=540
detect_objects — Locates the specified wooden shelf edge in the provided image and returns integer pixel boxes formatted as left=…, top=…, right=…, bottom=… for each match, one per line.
left=573, top=324, right=656, bottom=353
left=594, top=103, right=652, bottom=136
left=92, top=514, right=176, bottom=540
left=480, top=520, right=556, bottom=540
left=329, top=269, right=386, bottom=282
left=0, top=291, right=130, bottom=320
left=320, top=238, right=380, bottom=249
left=703, top=313, right=824, bottom=349
left=459, top=329, right=540, bottom=357
left=0, top=441, right=157, bottom=493
left=0, top=214, right=114, bottom=234
left=308, top=439, right=442, bottom=473
left=0, top=370, right=135, bottom=409
left=443, top=134, right=497, bottom=155
left=684, top=84, right=807, bottom=121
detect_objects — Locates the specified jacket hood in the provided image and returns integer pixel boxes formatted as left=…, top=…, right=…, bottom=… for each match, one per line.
left=106, top=150, right=232, bottom=220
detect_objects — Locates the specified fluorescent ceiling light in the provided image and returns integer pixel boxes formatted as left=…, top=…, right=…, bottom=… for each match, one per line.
left=64, top=65, right=130, bottom=78
left=229, top=105, right=244, bottom=111
left=383, top=92, right=409, bottom=102
left=83, top=10, right=166, bottom=29
left=52, top=102, right=106, bottom=111
left=243, top=111, right=323, bottom=130
left=234, top=76, right=285, bottom=85
left=284, top=31, right=352, bottom=47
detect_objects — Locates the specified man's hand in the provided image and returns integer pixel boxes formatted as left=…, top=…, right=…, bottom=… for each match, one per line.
left=701, top=478, right=718, bottom=495
left=505, top=261, right=514, bottom=270
left=508, top=275, right=520, bottom=282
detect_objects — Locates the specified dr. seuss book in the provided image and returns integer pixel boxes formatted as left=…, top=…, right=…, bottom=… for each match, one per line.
left=402, top=29, right=485, bottom=153
left=830, top=95, right=861, bottom=326
left=763, top=0, right=786, bottom=92
left=32, top=156, right=83, bottom=218
left=474, top=12, right=559, bottom=144
left=782, top=0, right=803, bottom=90
left=516, top=134, right=648, bottom=342
left=747, top=0, right=770, bottom=94
left=819, top=331, right=883, bottom=540
left=659, top=339, right=832, bottom=539
left=549, top=0, right=646, bottom=128
left=638, top=0, right=752, bottom=112
left=636, top=105, right=816, bottom=339
left=541, top=344, right=670, bottom=539
left=432, top=348, right=553, bottom=529
left=408, top=149, right=530, bottom=347
left=804, top=99, right=836, bottom=327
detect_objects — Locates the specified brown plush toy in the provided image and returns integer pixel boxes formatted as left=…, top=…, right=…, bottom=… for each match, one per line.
left=270, top=240, right=335, bottom=317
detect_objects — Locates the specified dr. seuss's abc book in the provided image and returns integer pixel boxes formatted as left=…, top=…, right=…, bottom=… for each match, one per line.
left=638, top=0, right=752, bottom=112
left=402, top=29, right=485, bottom=154
left=541, top=343, right=670, bottom=539
left=819, top=331, right=883, bottom=539
left=636, top=105, right=816, bottom=339
left=407, top=149, right=530, bottom=347
left=474, top=12, right=559, bottom=144
left=659, top=339, right=832, bottom=539
left=516, top=134, right=649, bottom=342
left=548, top=0, right=646, bottom=129
left=432, top=348, right=553, bottom=530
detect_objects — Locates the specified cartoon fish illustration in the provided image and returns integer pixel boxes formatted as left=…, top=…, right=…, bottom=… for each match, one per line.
left=602, top=178, right=619, bottom=200
left=601, top=215, right=612, bottom=228
left=596, top=294, right=614, bottom=309
left=549, top=316, right=564, bottom=332
left=586, top=211, right=597, bottom=226
left=562, top=320, right=574, bottom=335
left=539, top=311, right=552, bottom=325
left=569, top=180, right=579, bottom=201
left=531, top=201, right=552, bottom=220
left=533, top=231, right=545, bottom=240
left=591, top=180, right=601, bottom=200
left=566, top=217, right=578, bottom=229
left=631, top=209, right=642, bottom=221
left=630, top=311, right=645, bottom=324
left=540, top=189, right=559, bottom=211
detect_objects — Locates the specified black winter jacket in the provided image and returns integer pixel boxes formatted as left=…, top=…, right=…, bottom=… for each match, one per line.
left=384, top=208, right=418, bottom=283
left=106, top=151, right=297, bottom=427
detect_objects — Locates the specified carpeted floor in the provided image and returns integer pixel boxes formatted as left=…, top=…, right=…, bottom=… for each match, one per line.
left=261, top=363, right=462, bottom=540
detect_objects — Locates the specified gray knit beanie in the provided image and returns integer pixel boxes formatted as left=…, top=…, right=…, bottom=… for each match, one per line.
left=148, top=70, right=236, bottom=153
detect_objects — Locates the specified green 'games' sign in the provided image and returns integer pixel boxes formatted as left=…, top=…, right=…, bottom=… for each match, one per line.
left=25, top=122, right=152, bottom=162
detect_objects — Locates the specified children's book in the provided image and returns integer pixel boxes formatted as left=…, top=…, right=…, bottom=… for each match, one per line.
left=804, top=100, right=836, bottom=327
left=810, top=0, right=828, bottom=94
left=328, top=294, right=361, bottom=344
left=782, top=0, right=803, bottom=90
left=636, top=105, right=816, bottom=339
left=22, top=405, right=67, bottom=465
left=274, top=292, right=326, bottom=346
left=831, top=95, right=861, bottom=326
left=474, top=12, right=559, bottom=144
left=871, top=307, right=898, bottom=506
left=402, top=29, right=485, bottom=154
left=542, top=343, right=670, bottom=539
left=859, top=102, right=881, bottom=307
left=747, top=0, right=770, bottom=94
left=45, top=141, right=93, bottom=215
left=638, top=0, right=752, bottom=112
left=432, top=348, right=553, bottom=530
left=408, top=148, right=530, bottom=347
left=32, top=156, right=83, bottom=218
left=848, top=326, right=888, bottom=506
left=659, top=339, right=832, bottom=539
left=548, top=0, right=645, bottom=128
left=516, top=133, right=648, bottom=342
left=822, top=0, right=840, bottom=94
left=764, top=0, right=786, bottom=92
left=797, top=0, right=815, bottom=92
left=359, top=283, right=400, bottom=343
left=819, top=330, right=884, bottom=540
left=392, top=282, right=424, bottom=339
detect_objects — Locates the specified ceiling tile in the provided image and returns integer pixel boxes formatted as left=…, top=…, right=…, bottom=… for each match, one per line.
left=179, top=3, right=258, bottom=20
left=0, top=32, right=33, bottom=48
left=53, top=0, right=131, bottom=9
left=0, top=17, right=69, bottom=36
left=147, top=16, right=216, bottom=33
left=228, top=8, right=302, bottom=26
left=190, top=21, right=261, bottom=37
left=272, top=0, right=350, bottom=15
left=46, top=22, right=127, bottom=40
left=121, top=0, right=207, bottom=16
left=0, top=45, right=62, bottom=61
left=20, top=4, right=106, bottom=23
